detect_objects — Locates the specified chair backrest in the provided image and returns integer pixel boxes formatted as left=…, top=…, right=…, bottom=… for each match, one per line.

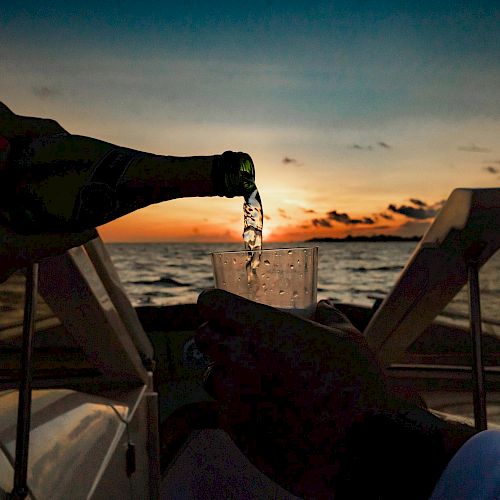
left=364, top=188, right=500, bottom=366
left=38, top=234, right=154, bottom=384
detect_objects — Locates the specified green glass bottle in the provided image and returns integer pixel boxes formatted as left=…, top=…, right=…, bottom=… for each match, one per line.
left=1, top=132, right=256, bottom=233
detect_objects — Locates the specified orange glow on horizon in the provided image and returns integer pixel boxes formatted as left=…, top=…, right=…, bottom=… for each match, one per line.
left=98, top=207, right=427, bottom=243
left=98, top=210, right=243, bottom=242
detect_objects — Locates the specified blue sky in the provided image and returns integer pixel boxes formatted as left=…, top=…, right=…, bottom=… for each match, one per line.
left=1, top=1, right=499, bottom=240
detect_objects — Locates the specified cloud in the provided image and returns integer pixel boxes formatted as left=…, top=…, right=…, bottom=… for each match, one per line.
left=32, top=85, right=61, bottom=99
left=378, top=212, right=394, bottom=220
left=458, top=144, right=491, bottom=153
left=282, top=156, right=300, bottom=165
left=484, top=166, right=499, bottom=174
left=409, top=198, right=426, bottom=207
left=351, top=142, right=391, bottom=151
left=302, top=208, right=316, bottom=214
left=264, top=214, right=272, bottom=220
left=327, top=210, right=375, bottom=225
left=278, top=208, right=291, bottom=219
left=312, top=218, right=332, bottom=228
left=388, top=198, right=445, bottom=220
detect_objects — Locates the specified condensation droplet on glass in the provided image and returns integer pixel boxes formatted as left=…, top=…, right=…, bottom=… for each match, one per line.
left=293, top=291, right=299, bottom=298
left=264, top=260, right=270, bottom=266
left=279, top=290, right=285, bottom=295
left=224, top=259, right=228, bottom=265
left=288, top=250, right=292, bottom=255
left=297, top=259, right=300, bottom=264
left=233, top=258, right=237, bottom=264
left=290, top=264, right=294, bottom=270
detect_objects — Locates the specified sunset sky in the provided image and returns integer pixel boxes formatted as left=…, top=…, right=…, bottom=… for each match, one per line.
left=1, top=1, right=499, bottom=242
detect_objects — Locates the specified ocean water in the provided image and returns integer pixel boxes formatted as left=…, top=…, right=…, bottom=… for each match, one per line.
left=106, top=241, right=500, bottom=325
left=0, top=241, right=497, bottom=334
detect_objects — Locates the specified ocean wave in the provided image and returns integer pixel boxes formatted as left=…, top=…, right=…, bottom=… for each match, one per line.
left=346, top=265, right=403, bottom=273
left=129, top=276, right=190, bottom=287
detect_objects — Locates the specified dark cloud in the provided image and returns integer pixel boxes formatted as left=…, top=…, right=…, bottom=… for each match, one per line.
left=278, top=208, right=291, bottom=219
left=388, top=199, right=444, bottom=220
left=388, top=204, right=432, bottom=219
left=327, top=210, right=375, bottom=225
left=484, top=166, right=499, bottom=174
left=351, top=142, right=391, bottom=151
left=302, top=208, right=316, bottom=214
left=409, top=198, right=426, bottom=207
left=388, top=198, right=445, bottom=220
left=300, top=224, right=310, bottom=229
left=282, top=156, right=299, bottom=165
left=327, top=210, right=351, bottom=224
left=458, top=144, right=491, bottom=153
left=351, top=144, right=373, bottom=151
left=312, top=218, right=332, bottom=228
left=361, top=217, right=375, bottom=224
left=378, top=212, right=394, bottom=220
left=33, top=86, right=60, bottom=99
left=264, top=214, right=271, bottom=220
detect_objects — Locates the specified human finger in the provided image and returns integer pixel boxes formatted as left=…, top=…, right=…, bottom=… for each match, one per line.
left=315, top=299, right=363, bottom=337
left=198, top=288, right=375, bottom=378
left=195, top=320, right=259, bottom=368
left=197, top=288, right=324, bottom=357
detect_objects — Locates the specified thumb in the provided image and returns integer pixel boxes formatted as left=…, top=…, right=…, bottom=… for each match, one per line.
left=197, top=288, right=308, bottom=341
left=315, top=299, right=363, bottom=337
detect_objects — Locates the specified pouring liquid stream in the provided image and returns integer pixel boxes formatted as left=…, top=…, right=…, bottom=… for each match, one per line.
left=243, top=187, right=263, bottom=283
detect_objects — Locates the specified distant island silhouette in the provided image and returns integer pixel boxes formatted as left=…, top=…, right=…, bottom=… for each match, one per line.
left=306, top=234, right=421, bottom=243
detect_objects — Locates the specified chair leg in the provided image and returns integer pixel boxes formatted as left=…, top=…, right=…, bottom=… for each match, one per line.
left=9, top=264, right=38, bottom=500
left=467, top=260, right=487, bottom=431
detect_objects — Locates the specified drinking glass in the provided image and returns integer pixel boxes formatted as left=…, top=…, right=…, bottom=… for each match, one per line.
left=211, top=247, right=318, bottom=318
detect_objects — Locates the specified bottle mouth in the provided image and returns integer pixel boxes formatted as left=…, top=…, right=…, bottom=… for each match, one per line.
left=212, top=151, right=256, bottom=198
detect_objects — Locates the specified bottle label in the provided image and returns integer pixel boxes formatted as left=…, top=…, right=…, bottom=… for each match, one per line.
left=73, top=148, right=140, bottom=227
